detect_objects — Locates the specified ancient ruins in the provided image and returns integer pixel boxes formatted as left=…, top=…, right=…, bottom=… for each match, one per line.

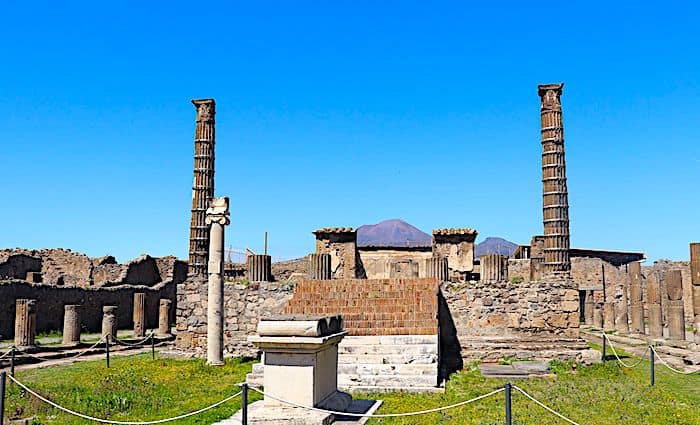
left=2, top=83, right=698, bottom=407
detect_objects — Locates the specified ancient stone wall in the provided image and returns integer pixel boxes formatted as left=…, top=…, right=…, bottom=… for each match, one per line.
left=313, top=228, right=363, bottom=278
left=357, top=248, right=432, bottom=279
left=507, top=259, right=530, bottom=282
left=643, top=260, right=693, bottom=325
left=432, top=229, right=477, bottom=278
left=0, top=254, right=42, bottom=280
left=441, top=278, right=579, bottom=340
left=0, top=279, right=175, bottom=339
left=176, top=277, right=294, bottom=357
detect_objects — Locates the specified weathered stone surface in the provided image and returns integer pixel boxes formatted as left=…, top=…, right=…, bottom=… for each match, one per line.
left=133, top=292, right=146, bottom=338
left=628, top=262, right=645, bottom=334
left=308, top=253, right=331, bottom=280
left=313, top=228, right=362, bottom=279
left=15, top=299, right=37, bottom=350
left=247, top=254, right=272, bottom=282
left=101, top=305, right=118, bottom=338
left=424, top=257, right=449, bottom=282
left=603, top=302, right=615, bottom=331
left=480, top=254, right=508, bottom=283
left=432, top=228, right=477, bottom=277
left=62, top=304, right=81, bottom=346
left=158, top=299, right=172, bottom=337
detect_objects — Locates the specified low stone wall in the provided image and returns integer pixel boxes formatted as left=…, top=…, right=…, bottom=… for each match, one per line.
left=175, top=278, right=294, bottom=357
left=0, top=279, right=175, bottom=339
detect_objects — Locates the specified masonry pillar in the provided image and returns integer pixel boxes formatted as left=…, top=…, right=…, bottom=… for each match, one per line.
left=529, top=235, right=545, bottom=281
left=158, top=299, right=172, bottom=337
left=480, top=254, right=508, bottom=283
left=133, top=293, right=146, bottom=338
left=101, top=306, right=118, bottom=339
left=308, top=253, right=331, bottom=280
left=432, top=229, right=478, bottom=280
left=14, top=299, right=37, bottom=351
left=584, top=290, right=594, bottom=325
left=538, top=83, right=571, bottom=276
left=666, top=270, right=686, bottom=341
left=647, top=272, right=663, bottom=338
left=62, top=304, right=81, bottom=346
left=593, top=302, right=604, bottom=329
left=424, top=257, right=449, bottom=282
left=188, top=99, right=216, bottom=277
left=206, top=197, right=230, bottom=366
left=629, top=262, right=645, bottom=334
left=603, top=301, right=616, bottom=331
left=691, top=243, right=700, bottom=342
left=614, top=274, right=630, bottom=332
left=247, top=254, right=272, bottom=282
left=313, top=228, right=361, bottom=279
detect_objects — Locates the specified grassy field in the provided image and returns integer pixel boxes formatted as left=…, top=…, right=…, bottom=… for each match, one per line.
left=2, top=346, right=699, bottom=425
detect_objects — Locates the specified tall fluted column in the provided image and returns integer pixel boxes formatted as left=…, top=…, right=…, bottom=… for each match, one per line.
left=158, top=299, right=172, bottom=337
left=14, top=299, right=37, bottom=351
left=62, top=304, right=81, bottom=346
left=647, top=272, right=663, bottom=338
left=629, top=262, right=645, bottom=334
left=102, top=306, right=118, bottom=339
left=424, top=257, right=449, bottom=282
left=480, top=254, right=508, bottom=283
left=133, top=293, right=146, bottom=338
left=189, top=99, right=216, bottom=277
left=206, top=197, right=230, bottom=366
left=666, top=270, right=686, bottom=341
left=247, top=254, right=272, bottom=282
left=308, top=253, right=331, bottom=280
left=538, top=83, right=570, bottom=275
left=691, top=243, right=700, bottom=342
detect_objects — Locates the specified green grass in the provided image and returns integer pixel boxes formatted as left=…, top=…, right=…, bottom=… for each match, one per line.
left=4, top=354, right=260, bottom=424
left=359, top=351, right=700, bottom=425
left=2, top=347, right=699, bottom=425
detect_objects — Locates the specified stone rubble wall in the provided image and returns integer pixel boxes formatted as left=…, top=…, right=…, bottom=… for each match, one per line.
left=643, top=260, right=694, bottom=326
left=0, top=279, right=175, bottom=339
left=176, top=277, right=294, bottom=357
left=441, top=278, right=580, bottom=340
left=0, top=248, right=187, bottom=288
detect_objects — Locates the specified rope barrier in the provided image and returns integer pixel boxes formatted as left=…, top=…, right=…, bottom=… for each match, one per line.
left=246, top=385, right=504, bottom=417
left=601, top=333, right=648, bottom=368
left=7, top=374, right=244, bottom=424
left=0, top=348, right=14, bottom=360
left=12, top=336, right=108, bottom=363
left=649, top=345, right=700, bottom=375
left=512, top=385, right=581, bottom=425
left=113, top=333, right=154, bottom=347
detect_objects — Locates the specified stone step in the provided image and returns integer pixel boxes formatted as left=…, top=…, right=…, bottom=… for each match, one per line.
left=338, top=353, right=437, bottom=365
left=340, top=335, right=437, bottom=346
left=338, top=363, right=436, bottom=376
left=338, top=343, right=437, bottom=355
left=340, top=385, right=444, bottom=394
left=339, top=373, right=437, bottom=388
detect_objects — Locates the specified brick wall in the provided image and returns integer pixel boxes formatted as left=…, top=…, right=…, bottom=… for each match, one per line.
left=284, top=278, right=438, bottom=335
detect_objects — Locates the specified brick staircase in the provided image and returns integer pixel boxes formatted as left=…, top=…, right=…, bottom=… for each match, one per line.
left=247, top=278, right=442, bottom=392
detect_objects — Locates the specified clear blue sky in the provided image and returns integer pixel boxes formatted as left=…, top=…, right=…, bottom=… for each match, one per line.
left=2, top=1, right=699, bottom=263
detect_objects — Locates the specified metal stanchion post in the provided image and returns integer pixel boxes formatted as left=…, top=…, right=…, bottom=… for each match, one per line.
left=151, top=333, right=155, bottom=360
left=602, top=332, right=607, bottom=362
left=105, top=335, right=110, bottom=368
left=242, top=383, right=248, bottom=425
left=650, top=345, right=655, bottom=386
left=505, top=382, right=512, bottom=425
left=0, top=371, right=6, bottom=425
left=10, top=348, right=15, bottom=377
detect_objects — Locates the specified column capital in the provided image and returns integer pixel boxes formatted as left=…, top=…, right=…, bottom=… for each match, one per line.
left=192, top=98, right=216, bottom=121
left=538, top=83, right=564, bottom=111
left=206, top=197, right=230, bottom=225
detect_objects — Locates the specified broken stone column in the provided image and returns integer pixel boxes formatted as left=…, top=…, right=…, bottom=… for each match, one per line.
left=424, top=257, right=449, bottom=282
left=691, top=243, right=700, bottom=342
left=647, top=272, right=663, bottom=338
left=158, top=299, right=172, bottom=337
left=14, top=299, right=37, bottom=351
left=629, top=262, right=645, bottom=334
left=133, top=293, right=146, bottom=338
left=62, top=304, right=81, bottom=346
left=206, top=197, right=230, bottom=366
left=308, top=253, right=331, bottom=280
left=101, top=306, right=118, bottom=339
left=666, top=269, right=686, bottom=341
left=538, top=83, right=571, bottom=275
left=480, top=254, right=508, bottom=283
left=593, top=302, right=604, bottom=329
left=189, top=99, right=216, bottom=277
left=584, top=290, right=594, bottom=325
left=603, top=302, right=616, bottom=331
left=615, top=280, right=629, bottom=333
left=247, top=254, right=272, bottom=282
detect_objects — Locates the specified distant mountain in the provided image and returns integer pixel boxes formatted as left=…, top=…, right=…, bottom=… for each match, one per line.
left=475, top=237, right=518, bottom=258
left=357, top=219, right=432, bottom=248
